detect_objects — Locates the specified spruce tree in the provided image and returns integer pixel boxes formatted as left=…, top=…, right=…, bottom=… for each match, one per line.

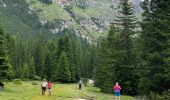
left=22, top=64, right=29, bottom=79
left=28, top=56, right=36, bottom=79
left=58, top=52, right=71, bottom=83
left=113, top=0, right=139, bottom=95
left=55, top=35, right=75, bottom=82
left=63, top=36, right=75, bottom=82
left=94, top=37, right=116, bottom=93
left=43, top=50, right=52, bottom=80
left=140, top=0, right=170, bottom=94
left=0, top=27, right=13, bottom=80
left=34, top=33, right=45, bottom=78
left=95, top=0, right=139, bottom=95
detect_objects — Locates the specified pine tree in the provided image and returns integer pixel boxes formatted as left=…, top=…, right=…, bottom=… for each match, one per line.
left=94, top=0, right=139, bottom=95
left=55, top=35, right=75, bottom=82
left=112, top=0, right=139, bottom=95
left=140, top=0, right=170, bottom=94
left=22, top=64, right=29, bottom=79
left=0, top=27, right=14, bottom=80
left=58, top=52, right=71, bottom=83
left=43, top=50, right=52, bottom=80
left=34, top=33, right=45, bottom=78
left=28, top=56, right=36, bottom=79
left=52, top=49, right=59, bottom=81
left=94, top=38, right=115, bottom=93
left=63, top=36, right=75, bottom=82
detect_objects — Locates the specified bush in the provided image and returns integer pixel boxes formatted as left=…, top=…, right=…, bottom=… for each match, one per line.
left=0, top=81, right=4, bottom=87
left=31, top=81, right=38, bottom=85
left=146, top=90, right=170, bottom=100
left=0, top=81, right=4, bottom=91
left=13, top=79, right=22, bottom=85
left=161, top=89, right=170, bottom=100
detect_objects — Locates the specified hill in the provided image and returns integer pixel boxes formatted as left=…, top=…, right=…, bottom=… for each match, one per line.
left=0, top=0, right=142, bottom=42
left=0, top=0, right=52, bottom=38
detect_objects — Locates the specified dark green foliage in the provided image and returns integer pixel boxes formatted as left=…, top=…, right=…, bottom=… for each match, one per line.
left=43, top=50, right=52, bottom=80
left=28, top=57, right=36, bottom=79
left=0, top=27, right=14, bottom=80
left=54, top=34, right=83, bottom=82
left=139, top=0, right=170, bottom=94
left=94, top=0, right=139, bottom=95
left=94, top=27, right=117, bottom=93
left=58, top=52, right=71, bottom=83
left=0, top=0, right=52, bottom=38
left=22, top=64, right=29, bottom=79
left=34, top=33, right=45, bottom=78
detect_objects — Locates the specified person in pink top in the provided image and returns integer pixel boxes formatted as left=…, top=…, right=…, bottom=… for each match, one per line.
left=47, top=80, right=53, bottom=96
left=113, top=82, right=121, bottom=100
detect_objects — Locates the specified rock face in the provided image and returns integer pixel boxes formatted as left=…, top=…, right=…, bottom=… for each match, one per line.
left=0, top=0, right=142, bottom=42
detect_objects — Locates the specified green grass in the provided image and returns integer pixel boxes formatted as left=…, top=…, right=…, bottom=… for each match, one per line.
left=0, top=81, right=134, bottom=100
left=26, top=0, right=72, bottom=22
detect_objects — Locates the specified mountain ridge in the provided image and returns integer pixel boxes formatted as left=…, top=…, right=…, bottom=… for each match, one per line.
left=0, top=0, right=142, bottom=42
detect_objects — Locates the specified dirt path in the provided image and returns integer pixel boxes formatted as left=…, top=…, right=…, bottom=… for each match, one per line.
left=30, top=85, right=65, bottom=100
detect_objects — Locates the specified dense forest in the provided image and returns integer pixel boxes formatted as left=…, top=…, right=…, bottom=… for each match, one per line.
left=0, top=0, right=170, bottom=99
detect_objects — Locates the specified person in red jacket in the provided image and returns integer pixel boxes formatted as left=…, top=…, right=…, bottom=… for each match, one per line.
left=47, top=80, right=53, bottom=96
left=113, top=82, right=121, bottom=100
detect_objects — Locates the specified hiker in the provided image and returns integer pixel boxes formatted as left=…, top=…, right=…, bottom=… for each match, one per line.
left=113, top=82, right=121, bottom=100
left=47, top=80, right=53, bottom=96
left=41, top=79, right=47, bottom=95
left=78, top=80, right=83, bottom=90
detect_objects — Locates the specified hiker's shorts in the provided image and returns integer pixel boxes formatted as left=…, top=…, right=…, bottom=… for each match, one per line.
left=42, top=87, right=46, bottom=91
left=114, top=90, right=120, bottom=96
left=48, top=88, right=51, bottom=91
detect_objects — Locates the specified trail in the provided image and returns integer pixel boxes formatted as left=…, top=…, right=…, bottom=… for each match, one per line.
left=30, top=84, right=86, bottom=100
left=1, top=82, right=134, bottom=100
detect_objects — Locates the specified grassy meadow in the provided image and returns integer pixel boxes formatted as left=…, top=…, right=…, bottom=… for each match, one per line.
left=0, top=81, right=134, bottom=100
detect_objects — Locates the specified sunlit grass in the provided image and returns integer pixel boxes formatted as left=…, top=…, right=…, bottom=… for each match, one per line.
left=0, top=81, right=134, bottom=100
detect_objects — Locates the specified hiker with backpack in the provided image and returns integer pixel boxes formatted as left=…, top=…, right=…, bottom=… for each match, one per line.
left=113, top=82, right=121, bottom=100
left=78, top=80, right=83, bottom=90
left=41, top=79, right=47, bottom=95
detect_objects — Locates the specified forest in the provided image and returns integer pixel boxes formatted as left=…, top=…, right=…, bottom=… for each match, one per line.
left=0, top=0, right=170, bottom=99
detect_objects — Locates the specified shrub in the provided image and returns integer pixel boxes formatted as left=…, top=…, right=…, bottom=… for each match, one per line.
left=13, top=79, right=22, bottom=85
left=31, top=81, right=38, bottom=85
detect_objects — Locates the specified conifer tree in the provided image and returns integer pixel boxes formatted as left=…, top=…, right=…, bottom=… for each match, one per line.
left=0, top=27, right=14, bottom=80
left=28, top=56, right=36, bottom=79
left=140, top=0, right=170, bottom=94
left=43, top=50, right=52, bottom=80
left=95, top=0, right=139, bottom=95
left=94, top=38, right=115, bottom=93
left=22, top=64, right=29, bottom=79
left=34, top=33, right=45, bottom=78
left=112, top=0, right=139, bottom=95
left=58, top=52, right=71, bottom=83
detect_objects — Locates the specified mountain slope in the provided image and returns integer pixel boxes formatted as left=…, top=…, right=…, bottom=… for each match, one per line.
left=0, top=0, right=51, bottom=37
left=0, top=0, right=142, bottom=42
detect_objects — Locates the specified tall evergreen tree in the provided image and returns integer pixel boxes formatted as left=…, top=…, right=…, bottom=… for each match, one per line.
left=28, top=56, right=36, bottom=79
left=55, top=35, right=75, bottom=82
left=0, top=27, right=14, bottom=80
left=34, top=33, right=45, bottom=78
left=112, top=0, right=139, bottom=95
left=140, top=0, right=170, bottom=94
left=95, top=0, right=139, bottom=95
left=58, top=52, right=71, bottom=83
left=43, top=50, right=52, bottom=80
left=94, top=37, right=116, bottom=93
left=22, top=63, right=29, bottom=79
